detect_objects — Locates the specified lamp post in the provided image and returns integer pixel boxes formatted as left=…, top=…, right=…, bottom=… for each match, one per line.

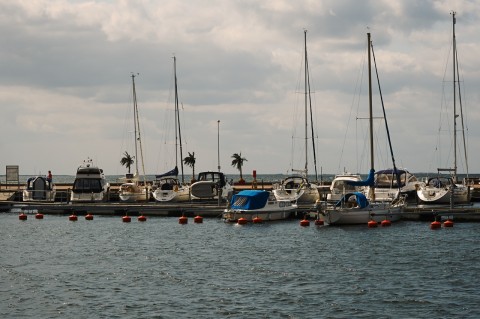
left=217, top=120, right=221, bottom=172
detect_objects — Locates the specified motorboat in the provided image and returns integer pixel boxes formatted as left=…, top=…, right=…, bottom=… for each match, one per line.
left=71, top=159, right=110, bottom=202
left=327, top=172, right=363, bottom=202
left=223, top=190, right=297, bottom=222
left=23, top=176, right=56, bottom=202
left=190, top=171, right=233, bottom=200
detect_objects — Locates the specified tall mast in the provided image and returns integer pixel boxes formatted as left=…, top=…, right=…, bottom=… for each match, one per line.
left=367, top=33, right=375, bottom=199
left=368, top=33, right=374, bottom=173
left=304, top=30, right=308, bottom=175
left=173, top=56, right=185, bottom=183
left=452, top=11, right=458, bottom=181
left=131, top=73, right=139, bottom=175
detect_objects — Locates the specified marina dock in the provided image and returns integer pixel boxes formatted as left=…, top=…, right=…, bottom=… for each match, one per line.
left=3, top=182, right=480, bottom=221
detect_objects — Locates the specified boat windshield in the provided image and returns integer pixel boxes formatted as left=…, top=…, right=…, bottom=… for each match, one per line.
left=73, top=178, right=103, bottom=193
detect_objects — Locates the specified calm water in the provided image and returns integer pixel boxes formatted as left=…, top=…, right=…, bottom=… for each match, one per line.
left=1, top=214, right=480, bottom=318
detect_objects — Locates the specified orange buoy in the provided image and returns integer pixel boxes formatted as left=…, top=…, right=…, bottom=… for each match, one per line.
left=179, top=216, right=188, bottom=224
left=35, top=213, right=44, bottom=219
left=194, top=215, right=203, bottom=223
left=85, top=213, right=94, bottom=220
left=252, top=216, right=263, bottom=224
left=367, top=220, right=378, bottom=228
left=443, top=219, right=454, bottom=228
left=19, top=213, right=27, bottom=221
left=314, top=219, right=324, bottom=226
left=122, top=215, right=131, bottom=223
left=300, top=219, right=310, bottom=227
left=380, top=219, right=391, bottom=227
left=237, top=217, right=248, bottom=225
left=430, top=220, right=441, bottom=229
left=69, top=214, right=78, bottom=221
left=138, top=215, right=147, bottom=222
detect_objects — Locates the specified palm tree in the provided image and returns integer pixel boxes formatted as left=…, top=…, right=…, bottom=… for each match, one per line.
left=231, top=152, right=247, bottom=184
left=183, top=152, right=196, bottom=183
left=120, top=151, right=135, bottom=174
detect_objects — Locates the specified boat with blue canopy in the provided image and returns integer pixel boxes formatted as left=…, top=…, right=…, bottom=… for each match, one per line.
left=223, top=190, right=297, bottom=222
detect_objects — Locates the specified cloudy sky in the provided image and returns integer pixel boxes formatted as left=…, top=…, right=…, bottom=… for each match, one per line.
left=1, top=0, right=480, bottom=178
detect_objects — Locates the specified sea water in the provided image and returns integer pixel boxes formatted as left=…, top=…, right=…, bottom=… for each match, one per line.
left=1, top=214, right=480, bottom=318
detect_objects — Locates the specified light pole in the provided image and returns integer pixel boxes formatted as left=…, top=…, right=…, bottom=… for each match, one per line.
left=217, top=120, right=221, bottom=172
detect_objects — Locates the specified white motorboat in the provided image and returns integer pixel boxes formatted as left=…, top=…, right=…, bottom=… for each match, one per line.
left=119, top=74, right=150, bottom=202
left=190, top=171, right=233, bottom=200
left=23, top=176, right=56, bottom=202
left=71, top=159, right=110, bottom=202
left=223, top=190, right=297, bottom=222
left=416, top=13, right=472, bottom=205
left=327, top=172, right=363, bottom=202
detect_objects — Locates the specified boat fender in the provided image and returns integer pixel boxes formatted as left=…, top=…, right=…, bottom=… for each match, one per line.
left=174, top=185, right=179, bottom=192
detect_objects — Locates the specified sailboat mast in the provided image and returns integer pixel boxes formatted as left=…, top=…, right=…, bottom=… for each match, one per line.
left=367, top=33, right=374, bottom=173
left=173, top=56, right=185, bottom=183
left=452, top=11, right=458, bottom=181
left=131, top=74, right=140, bottom=175
left=304, top=30, right=308, bottom=175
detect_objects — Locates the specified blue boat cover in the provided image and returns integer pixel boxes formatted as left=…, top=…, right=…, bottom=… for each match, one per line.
left=335, top=192, right=369, bottom=209
left=155, top=166, right=178, bottom=179
left=346, top=168, right=375, bottom=186
left=230, top=190, right=270, bottom=210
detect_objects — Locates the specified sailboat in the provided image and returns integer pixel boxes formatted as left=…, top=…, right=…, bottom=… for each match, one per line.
left=417, top=12, right=472, bottom=205
left=322, top=33, right=405, bottom=225
left=119, top=74, right=151, bottom=202
left=152, top=56, right=190, bottom=202
left=273, top=30, right=320, bottom=205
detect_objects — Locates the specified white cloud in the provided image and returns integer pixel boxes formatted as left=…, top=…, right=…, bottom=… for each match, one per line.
left=1, top=0, right=479, bottom=177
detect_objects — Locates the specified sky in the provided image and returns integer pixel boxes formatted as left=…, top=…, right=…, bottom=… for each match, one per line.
left=1, top=0, right=480, bottom=177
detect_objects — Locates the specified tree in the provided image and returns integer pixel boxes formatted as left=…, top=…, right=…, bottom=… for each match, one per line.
left=183, top=152, right=196, bottom=183
left=231, top=152, right=247, bottom=184
left=120, top=151, right=135, bottom=174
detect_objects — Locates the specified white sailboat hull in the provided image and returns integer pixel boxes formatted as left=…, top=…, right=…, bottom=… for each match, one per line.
left=152, top=187, right=190, bottom=202
left=417, top=185, right=471, bottom=204
left=119, top=183, right=150, bottom=202
left=323, top=203, right=403, bottom=225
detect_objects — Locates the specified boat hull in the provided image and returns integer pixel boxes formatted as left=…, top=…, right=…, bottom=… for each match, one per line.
left=323, top=203, right=403, bottom=225
left=190, top=181, right=232, bottom=200
left=152, top=187, right=190, bottom=202
left=417, top=185, right=471, bottom=204
left=71, top=192, right=107, bottom=203
left=119, top=183, right=150, bottom=202
left=23, top=190, right=56, bottom=202
left=223, top=209, right=295, bottom=222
